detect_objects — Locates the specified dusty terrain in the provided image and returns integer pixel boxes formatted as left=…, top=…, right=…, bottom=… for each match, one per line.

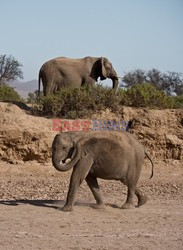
left=0, top=102, right=183, bottom=249
left=0, top=160, right=182, bottom=250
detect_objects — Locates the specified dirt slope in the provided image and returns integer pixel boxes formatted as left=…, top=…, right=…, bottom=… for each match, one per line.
left=0, top=102, right=182, bottom=163
left=0, top=102, right=56, bottom=163
left=92, top=107, right=183, bottom=160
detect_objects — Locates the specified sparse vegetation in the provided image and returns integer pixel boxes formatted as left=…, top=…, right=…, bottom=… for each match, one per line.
left=41, top=85, right=120, bottom=118
left=27, top=90, right=41, bottom=104
left=40, top=84, right=183, bottom=119
left=122, top=68, right=183, bottom=96
left=0, top=84, right=22, bottom=101
left=1, top=79, right=181, bottom=118
left=120, top=83, right=178, bottom=108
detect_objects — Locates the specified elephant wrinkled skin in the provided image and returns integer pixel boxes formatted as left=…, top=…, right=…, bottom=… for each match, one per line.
left=38, top=56, right=119, bottom=96
left=52, top=131, right=154, bottom=212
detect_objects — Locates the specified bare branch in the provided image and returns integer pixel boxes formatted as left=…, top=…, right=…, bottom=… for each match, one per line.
left=0, top=55, right=23, bottom=85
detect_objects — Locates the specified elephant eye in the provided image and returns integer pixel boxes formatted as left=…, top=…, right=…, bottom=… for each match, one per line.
left=62, top=146, right=67, bottom=150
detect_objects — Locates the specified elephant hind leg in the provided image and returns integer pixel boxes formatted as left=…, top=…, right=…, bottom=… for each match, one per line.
left=86, top=174, right=105, bottom=209
left=120, top=176, right=136, bottom=209
left=121, top=184, right=136, bottom=209
left=121, top=185, right=148, bottom=209
left=135, top=187, right=148, bottom=207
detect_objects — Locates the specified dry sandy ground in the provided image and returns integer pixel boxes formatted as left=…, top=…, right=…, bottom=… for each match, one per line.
left=0, top=160, right=182, bottom=250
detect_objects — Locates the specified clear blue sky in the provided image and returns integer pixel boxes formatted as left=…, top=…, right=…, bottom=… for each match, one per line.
left=1, top=0, right=183, bottom=82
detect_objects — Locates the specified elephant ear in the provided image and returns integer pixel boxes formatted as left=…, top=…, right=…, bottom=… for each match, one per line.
left=77, top=137, right=92, bottom=159
left=100, top=57, right=107, bottom=80
left=71, top=140, right=87, bottom=159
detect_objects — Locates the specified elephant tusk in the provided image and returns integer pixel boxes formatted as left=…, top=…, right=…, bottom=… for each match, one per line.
left=65, top=158, right=71, bottom=164
left=60, top=158, right=71, bottom=165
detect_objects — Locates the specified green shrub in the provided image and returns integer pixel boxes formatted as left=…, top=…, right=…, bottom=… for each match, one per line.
left=0, top=84, right=21, bottom=101
left=41, top=85, right=122, bottom=118
left=172, top=95, right=183, bottom=108
left=40, top=84, right=183, bottom=119
left=27, top=90, right=41, bottom=104
left=120, top=83, right=178, bottom=108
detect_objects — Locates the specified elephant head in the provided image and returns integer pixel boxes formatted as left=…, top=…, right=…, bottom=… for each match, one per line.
left=52, top=133, right=81, bottom=172
left=91, top=57, right=119, bottom=93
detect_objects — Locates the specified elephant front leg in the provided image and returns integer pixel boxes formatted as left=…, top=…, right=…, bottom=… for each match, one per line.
left=62, top=157, right=94, bottom=212
left=86, top=174, right=105, bottom=209
left=61, top=174, right=79, bottom=212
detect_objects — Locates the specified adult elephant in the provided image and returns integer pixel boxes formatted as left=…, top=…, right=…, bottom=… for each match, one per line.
left=52, top=131, right=154, bottom=212
left=38, top=56, right=119, bottom=96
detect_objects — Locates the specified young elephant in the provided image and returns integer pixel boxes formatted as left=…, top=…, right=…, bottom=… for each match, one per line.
left=52, top=131, right=154, bottom=212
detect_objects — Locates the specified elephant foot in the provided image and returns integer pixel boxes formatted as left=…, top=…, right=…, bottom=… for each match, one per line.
left=137, top=196, right=148, bottom=207
left=121, top=202, right=134, bottom=209
left=60, top=205, right=73, bottom=212
left=90, top=203, right=105, bottom=210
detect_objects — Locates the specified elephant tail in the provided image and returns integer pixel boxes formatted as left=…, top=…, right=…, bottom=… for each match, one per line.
left=38, top=69, right=42, bottom=98
left=145, top=151, right=154, bottom=179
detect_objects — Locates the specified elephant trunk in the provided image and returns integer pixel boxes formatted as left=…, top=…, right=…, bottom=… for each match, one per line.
left=112, top=77, right=119, bottom=93
left=52, top=143, right=81, bottom=172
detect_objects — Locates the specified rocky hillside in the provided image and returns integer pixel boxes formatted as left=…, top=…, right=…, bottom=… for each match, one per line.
left=0, top=102, right=182, bottom=164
